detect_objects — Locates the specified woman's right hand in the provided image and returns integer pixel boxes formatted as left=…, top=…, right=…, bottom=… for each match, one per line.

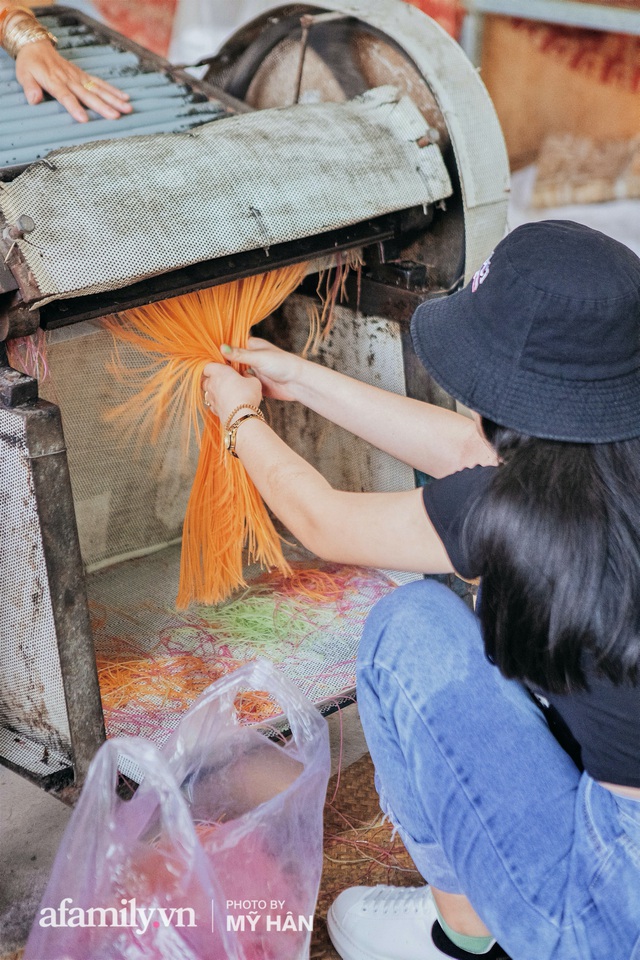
left=15, top=39, right=132, bottom=122
left=221, top=337, right=305, bottom=402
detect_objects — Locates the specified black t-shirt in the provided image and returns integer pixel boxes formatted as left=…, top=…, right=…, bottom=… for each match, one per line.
left=422, top=465, right=640, bottom=789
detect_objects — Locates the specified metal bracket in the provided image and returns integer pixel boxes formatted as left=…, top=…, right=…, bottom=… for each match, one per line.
left=0, top=350, right=38, bottom=406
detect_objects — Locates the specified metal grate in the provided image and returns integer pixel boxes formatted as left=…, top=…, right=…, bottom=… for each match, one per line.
left=0, top=9, right=233, bottom=173
left=0, top=407, right=72, bottom=772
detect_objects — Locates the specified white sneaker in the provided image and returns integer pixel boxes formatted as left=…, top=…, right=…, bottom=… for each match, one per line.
left=327, top=885, right=505, bottom=960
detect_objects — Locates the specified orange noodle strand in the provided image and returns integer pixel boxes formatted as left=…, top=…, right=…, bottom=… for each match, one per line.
left=106, top=264, right=309, bottom=607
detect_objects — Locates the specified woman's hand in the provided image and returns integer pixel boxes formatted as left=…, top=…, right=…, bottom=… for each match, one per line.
left=15, top=40, right=132, bottom=122
left=220, top=337, right=305, bottom=402
left=202, top=361, right=264, bottom=425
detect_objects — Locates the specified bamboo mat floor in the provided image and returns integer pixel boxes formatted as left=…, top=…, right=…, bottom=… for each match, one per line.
left=311, top=752, right=422, bottom=959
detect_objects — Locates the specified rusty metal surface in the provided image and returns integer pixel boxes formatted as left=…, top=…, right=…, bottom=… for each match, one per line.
left=39, top=212, right=403, bottom=329
left=213, top=8, right=450, bottom=155
left=0, top=352, right=38, bottom=405
left=0, top=395, right=73, bottom=768
left=26, top=401, right=106, bottom=784
left=0, top=211, right=42, bottom=303
left=0, top=726, right=73, bottom=791
left=211, top=0, right=509, bottom=282
left=0, top=294, right=40, bottom=341
left=0, top=257, right=19, bottom=296
left=0, top=385, right=105, bottom=788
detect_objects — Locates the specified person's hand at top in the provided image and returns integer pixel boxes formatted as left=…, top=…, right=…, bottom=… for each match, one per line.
left=218, top=338, right=306, bottom=403
left=2, top=5, right=132, bottom=123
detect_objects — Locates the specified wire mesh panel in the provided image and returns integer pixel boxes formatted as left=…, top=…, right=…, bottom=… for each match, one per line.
left=0, top=87, right=451, bottom=305
left=40, top=322, right=199, bottom=568
left=0, top=406, right=72, bottom=779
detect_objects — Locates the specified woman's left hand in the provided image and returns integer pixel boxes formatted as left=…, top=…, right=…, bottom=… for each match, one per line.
left=15, top=39, right=132, bottom=122
left=202, top=361, right=264, bottom=425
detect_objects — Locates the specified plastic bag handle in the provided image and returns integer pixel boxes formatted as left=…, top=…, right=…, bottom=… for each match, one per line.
left=84, top=736, right=201, bottom=856
left=169, top=658, right=327, bottom=759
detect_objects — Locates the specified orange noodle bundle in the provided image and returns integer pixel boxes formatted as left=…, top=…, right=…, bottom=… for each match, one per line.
left=106, top=264, right=309, bottom=607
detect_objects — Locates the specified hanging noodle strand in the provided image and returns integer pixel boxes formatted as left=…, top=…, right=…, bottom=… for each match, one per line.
left=106, top=265, right=309, bottom=607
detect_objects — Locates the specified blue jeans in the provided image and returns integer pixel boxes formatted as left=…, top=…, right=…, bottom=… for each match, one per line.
left=356, top=580, right=640, bottom=960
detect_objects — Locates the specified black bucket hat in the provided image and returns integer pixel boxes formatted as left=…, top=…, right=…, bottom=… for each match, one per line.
left=410, top=220, right=640, bottom=442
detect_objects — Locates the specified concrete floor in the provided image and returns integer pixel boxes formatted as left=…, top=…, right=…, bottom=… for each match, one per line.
left=0, top=704, right=368, bottom=956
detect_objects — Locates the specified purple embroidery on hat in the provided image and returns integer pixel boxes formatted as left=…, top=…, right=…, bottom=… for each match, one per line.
left=472, top=254, right=493, bottom=292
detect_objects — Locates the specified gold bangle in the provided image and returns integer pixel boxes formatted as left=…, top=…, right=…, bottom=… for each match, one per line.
left=0, top=6, right=33, bottom=46
left=224, top=412, right=266, bottom=458
left=223, top=404, right=264, bottom=433
left=3, top=10, right=57, bottom=58
left=1, top=5, right=34, bottom=28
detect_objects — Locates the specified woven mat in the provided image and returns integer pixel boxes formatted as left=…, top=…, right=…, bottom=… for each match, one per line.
left=1, top=754, right=421, bottom=960
left=310, top=753, right=422, bottom=959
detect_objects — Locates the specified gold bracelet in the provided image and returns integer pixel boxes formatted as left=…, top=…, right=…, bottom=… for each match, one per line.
left=2, top=7, right=35, bottom=42
left=0, top=5, right=31, bottom=45
left=223, top=404, right=264, bottom=434
left=224, top=412, right=266, bottom=458
left=3, top=9, right=57, bottom=58
left=4, top=21, right=57, bottom=58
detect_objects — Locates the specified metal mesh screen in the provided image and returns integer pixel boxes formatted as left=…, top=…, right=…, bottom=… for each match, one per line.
left=0, top=408, right=72, bottom=761
left=40, top=321, right=199, bottom=568
left=0, top=87, right=452, bottom=304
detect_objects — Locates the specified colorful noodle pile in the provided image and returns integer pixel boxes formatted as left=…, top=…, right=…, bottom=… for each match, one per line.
left=92, top=562, right=397, bottom=740
left=97, top=650, right=230, bottom=711
left=106, top=264, right=308, bottom=608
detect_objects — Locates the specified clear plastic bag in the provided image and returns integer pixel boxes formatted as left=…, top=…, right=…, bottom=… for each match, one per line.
left=25, top=660, right=331, bottom=960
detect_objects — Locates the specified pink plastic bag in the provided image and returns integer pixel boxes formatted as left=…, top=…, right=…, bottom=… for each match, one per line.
left=25, top=660, right=331, bottom=960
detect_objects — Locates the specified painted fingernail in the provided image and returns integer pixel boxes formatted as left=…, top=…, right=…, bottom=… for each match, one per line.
left=221, top=344, right=232, bottom=355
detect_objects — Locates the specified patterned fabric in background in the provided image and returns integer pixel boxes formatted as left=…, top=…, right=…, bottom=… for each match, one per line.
left=91, top=0, right=177, bottom=55
left=512, top=18, right=640, bottom=93
left=403, top=0, right=464, bottom=37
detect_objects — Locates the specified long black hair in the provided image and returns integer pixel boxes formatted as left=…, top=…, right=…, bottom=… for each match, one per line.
left=465, top=418, right=640, bottom=693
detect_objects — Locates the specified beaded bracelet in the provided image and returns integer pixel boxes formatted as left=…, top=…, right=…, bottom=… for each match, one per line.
left=223, top=404, right=264, bottom=434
